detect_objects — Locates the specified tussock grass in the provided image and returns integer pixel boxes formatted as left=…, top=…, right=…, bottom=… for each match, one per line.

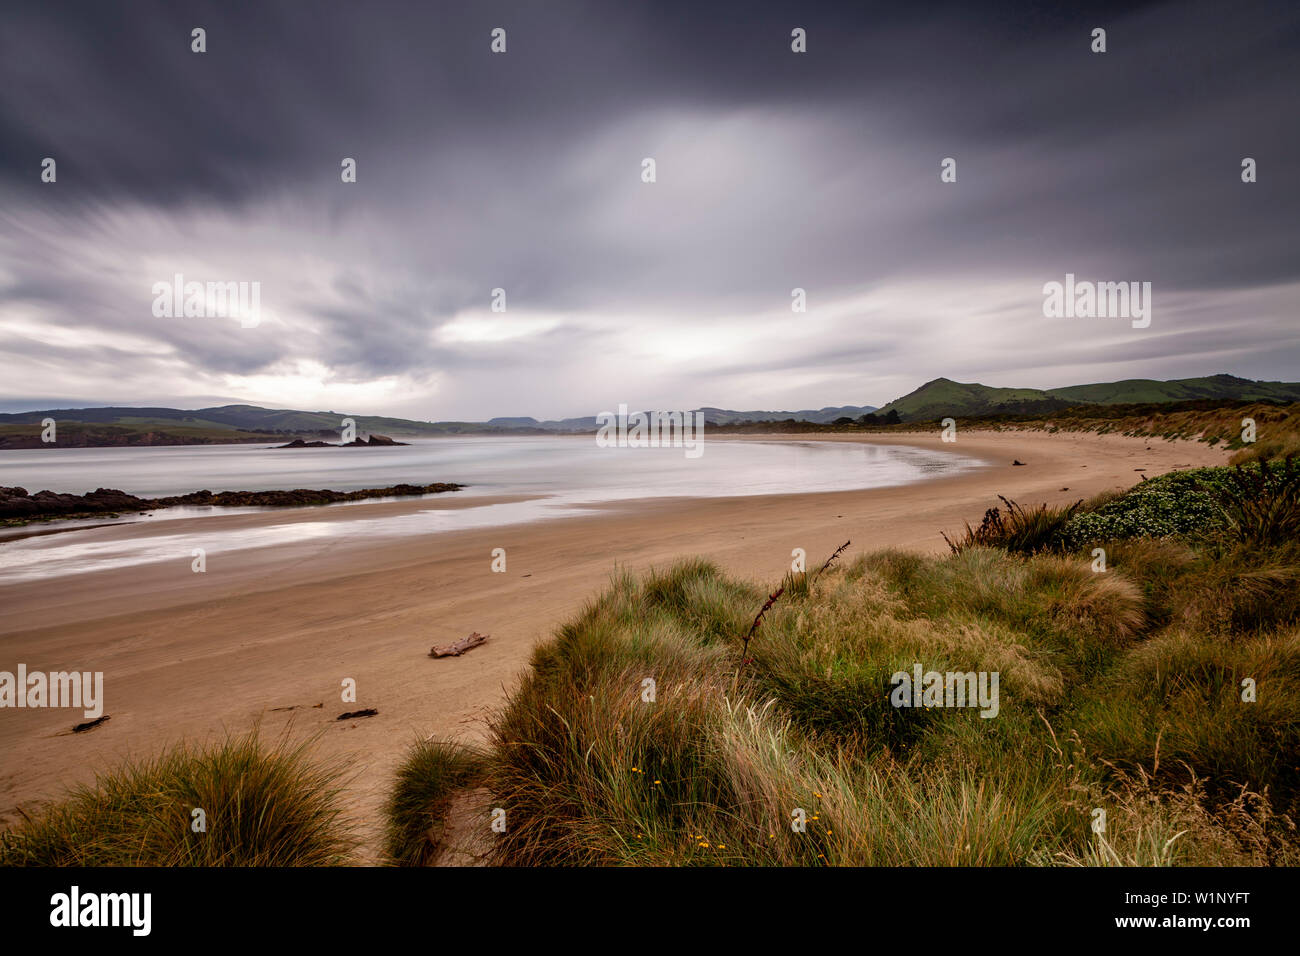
left=1228, top=407, right=1300, bottom=463
left=1105, top=537, right=1300, bottom=636
left=943, top=496, right=1082, bottom=555
left=1205, top=455, right=1300, bottom=547
left=863, top=547, right=1145, bottom=684
left=0, top=731, right=354, bottom=866
left=378, top=495, right=1296, bottom=864
left=1058, top=764, right=1299, bottom=867
left=376, top=461, right=1300, bottom=866
left=1074, top=626, right=1300, bottom=801
left=384, top=739, right=487, bottom=866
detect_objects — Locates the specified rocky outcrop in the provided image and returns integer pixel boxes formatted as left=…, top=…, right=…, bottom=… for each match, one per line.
left=1, top=482, right=462, bottom=521
left=278, top=434, right=409, bottom=448
left=152, top=483, right=459, bottom=508
left=0, top=486, right=151, bottom=518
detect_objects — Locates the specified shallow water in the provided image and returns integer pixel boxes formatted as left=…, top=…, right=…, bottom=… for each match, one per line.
left=0, top=437, right=984, bottom=581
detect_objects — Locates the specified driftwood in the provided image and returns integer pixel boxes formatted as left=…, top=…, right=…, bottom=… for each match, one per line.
left=337, top=708, right=379, bottom=721
left=430, top=632, right=490, bottom=658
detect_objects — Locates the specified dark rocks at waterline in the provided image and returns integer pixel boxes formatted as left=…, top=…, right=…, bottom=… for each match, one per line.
left=151, top=483, right=461, bottom=508
left=277, top=434, right=408, bottom=448
left=0, top=482, right=462, bottom=520
left=0, top=486, right=150, bottom=518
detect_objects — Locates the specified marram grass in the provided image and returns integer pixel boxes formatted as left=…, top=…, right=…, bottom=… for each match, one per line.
left=0, top=730, right=356, bottom=866
left=384, top=739, right=487, bottom=866
left=389, top=464, right=1298, bottom=865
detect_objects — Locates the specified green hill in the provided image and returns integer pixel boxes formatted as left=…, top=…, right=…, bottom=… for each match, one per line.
left=875, top=378, right=1075, bottom=422
left=877, top=374, right=1300, bottom=423
left=5, top=373, right=1299, bottom=441
left=1046, top=373, right=1300, bottom=406
left=0, top=405, right=492, bottom=437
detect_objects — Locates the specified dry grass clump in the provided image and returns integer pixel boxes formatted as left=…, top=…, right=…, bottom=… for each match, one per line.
left=1, top=731, right=355, bottom=866
left=384, top=511, right=1296, bottom=866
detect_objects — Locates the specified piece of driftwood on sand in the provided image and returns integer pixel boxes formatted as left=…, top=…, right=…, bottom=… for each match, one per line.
left=430, top=632, right=490, bottom=658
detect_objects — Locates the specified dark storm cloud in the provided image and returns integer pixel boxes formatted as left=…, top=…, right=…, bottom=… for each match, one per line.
left=0, top=0, right=1296, bottom=417
left=0, top=0, right=867, bottom=204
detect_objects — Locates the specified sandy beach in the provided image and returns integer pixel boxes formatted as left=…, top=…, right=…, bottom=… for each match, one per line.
left=0, top=430, right=1229, bottom=855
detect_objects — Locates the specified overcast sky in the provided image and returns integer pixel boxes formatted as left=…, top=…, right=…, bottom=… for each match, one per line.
left=1, top=0, right=1296, bottom=420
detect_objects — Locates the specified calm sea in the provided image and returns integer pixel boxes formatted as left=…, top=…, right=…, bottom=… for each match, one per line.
left=0, top=437, right=983, bottom=581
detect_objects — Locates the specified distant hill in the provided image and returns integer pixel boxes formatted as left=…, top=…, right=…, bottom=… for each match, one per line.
left=876, top=374, right=1300, bottom=423
left=0, top=402, right=883, bottom=447
left=487, top=405, right=880, bottom=431
left=875, top=380, right=1073, bottom=422
left=696, top=405, right=879, bottom=425
left=1045, top=374, right=1300, bottom=406
left=3, top=373, right=1296, bottom=447
left=0, top=405, right=500, bottom=438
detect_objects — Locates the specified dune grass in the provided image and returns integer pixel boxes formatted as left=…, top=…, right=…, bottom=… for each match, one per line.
left=384, top=739, right=487, bottom=865
left=386, top=458, right=1299, bottom=867
left=942, top=496, right=1084, bottom=555
left=0, top=731, right=355, bottom=866
left=395, top=540, right=1295, bottom=865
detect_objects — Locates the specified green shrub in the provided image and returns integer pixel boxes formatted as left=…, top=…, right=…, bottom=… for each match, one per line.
left=1064, top=470, right=1228, bottom=545
left=1203, top=456, right=1300, bottom=547
left=1064, top=459, right=1300, bottom=548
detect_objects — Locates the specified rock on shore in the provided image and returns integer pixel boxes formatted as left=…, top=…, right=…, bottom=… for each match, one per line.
left=0, top=486, right=148, bottom=518
left=277, top=434, right=408, bottom=448
left=0, top=482, right=461, bottom=521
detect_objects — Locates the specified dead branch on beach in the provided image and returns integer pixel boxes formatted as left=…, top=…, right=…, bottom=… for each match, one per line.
left=337, top=709, right=379, bottom=720
left=430, top=632, right=490, bottom=658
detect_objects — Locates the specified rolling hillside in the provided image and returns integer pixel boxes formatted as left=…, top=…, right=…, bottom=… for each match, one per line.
left=1046, top=373, right=1300, bottom=405
left=3, top=373, right=1297, bottom=446
left=0, top=403, right=882, bottom=442
left=488, top=405, right=879, bottom=430
left=874, top=379, right=1073, bottom=422
left=0, top=405, right=468, bottom=436
left=876, top=373, right=1300, bottom=423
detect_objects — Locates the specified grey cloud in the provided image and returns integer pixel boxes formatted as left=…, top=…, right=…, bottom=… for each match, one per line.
left=0, top=0, right=1296, bottom=418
